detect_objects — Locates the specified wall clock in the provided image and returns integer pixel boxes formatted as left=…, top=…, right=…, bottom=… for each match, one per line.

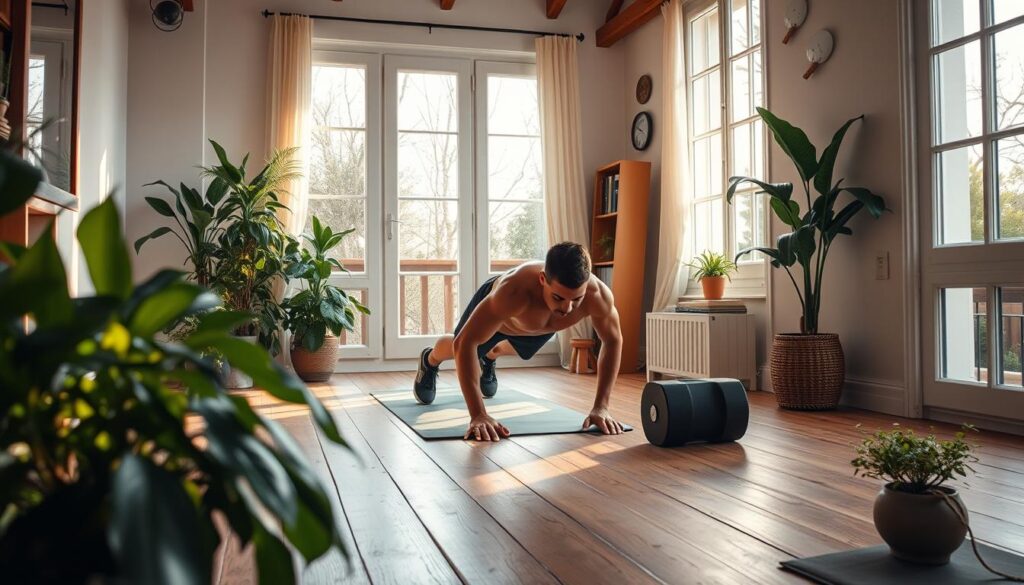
left=636, top=74, right=652, bottom=104
left=631, top=111, right=652, bottom=151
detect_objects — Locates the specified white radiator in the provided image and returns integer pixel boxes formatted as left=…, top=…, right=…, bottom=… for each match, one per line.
left=645, top=312, right=757, bottom=390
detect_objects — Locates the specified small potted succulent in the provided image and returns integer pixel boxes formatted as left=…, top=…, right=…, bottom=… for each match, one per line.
left=852, top=424, right=977, bottom=565
left=284, top=216, right=369, bottom=382
left=687, top=250, right=737, bottom=300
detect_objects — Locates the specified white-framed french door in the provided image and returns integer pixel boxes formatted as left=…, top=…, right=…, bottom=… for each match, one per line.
left=310, top=50, right=384, bottom=359
left=916, top=1, right=1024, bottom=420
left=383, top=55, right=475, bottom=358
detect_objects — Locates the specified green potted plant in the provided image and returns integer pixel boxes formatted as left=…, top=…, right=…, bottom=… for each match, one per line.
left=596, top=233, right=615, bottom=262
left=727, top=108, right=887, bottom=409
left=686, top=250, right=737, bottom=300
left=852, top=425, right=977, bottom=565
left=284, top=216, right=369, bottom=382
left=0, top=151, right=350, bottom=584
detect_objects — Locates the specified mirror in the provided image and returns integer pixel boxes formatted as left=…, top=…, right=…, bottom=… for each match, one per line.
left=27, top=0, right=78, bottom=194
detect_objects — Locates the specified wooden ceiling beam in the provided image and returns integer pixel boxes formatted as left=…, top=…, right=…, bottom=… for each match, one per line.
left=440, top=0, right=456, bottom=10
left=605, top=0, right=624, bottom=22
left=596, top=0, right=662, bottom=47
left=546, top=0, right=568, bottom=19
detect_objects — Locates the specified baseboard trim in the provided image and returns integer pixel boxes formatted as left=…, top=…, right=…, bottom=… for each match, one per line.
left=924, top=406, right=1024, bottom=436
left=840, top=377, right=907, bottom=416
left=334, top=352, right=563, bottom=374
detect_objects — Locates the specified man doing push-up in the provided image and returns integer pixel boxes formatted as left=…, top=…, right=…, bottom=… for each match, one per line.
left=413, top=242, right=625, bottom=442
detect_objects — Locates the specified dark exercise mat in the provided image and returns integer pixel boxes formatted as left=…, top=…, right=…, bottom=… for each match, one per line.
left=371, top=387, right=632, bottom=440
left=780, top=540, right=1024, bottom=584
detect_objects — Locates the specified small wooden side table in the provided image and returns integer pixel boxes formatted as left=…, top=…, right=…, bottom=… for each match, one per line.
left=569, top=338, right=596, bottom=374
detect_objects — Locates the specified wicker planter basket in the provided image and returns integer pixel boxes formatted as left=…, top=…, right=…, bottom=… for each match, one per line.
left=291, top=335, right=340, bottom=383
left=769, top=333, right=845, bottom=410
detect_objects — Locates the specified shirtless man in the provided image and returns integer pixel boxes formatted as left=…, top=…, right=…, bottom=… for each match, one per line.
left=413, top=242, right=625, bottom=442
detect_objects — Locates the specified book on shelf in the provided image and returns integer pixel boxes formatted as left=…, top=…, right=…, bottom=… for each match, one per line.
left=674, top=298, right=747, bottom=313
left=611, top=174, right=619, bottom=212
left=600, top=173, right=621, bottom=214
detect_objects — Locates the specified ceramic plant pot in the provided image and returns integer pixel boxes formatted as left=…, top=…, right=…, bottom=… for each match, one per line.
left=224, top=335, right=259, bottom=389
left=769, top=333, right=845, bottom=409
left=700, top=276, right=726, bottom=300
left=873, top=483, right=968, bottom=565
left=291, top=334, right=340, bottom=383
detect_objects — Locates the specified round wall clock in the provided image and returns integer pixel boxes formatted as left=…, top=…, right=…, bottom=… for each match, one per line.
left=636, top=74, right=652, bottom=104
left=631, top=111, right=652, bottom=151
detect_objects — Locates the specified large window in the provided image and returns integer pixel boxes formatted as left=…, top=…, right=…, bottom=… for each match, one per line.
left=687, top=0, right=766, bottom=291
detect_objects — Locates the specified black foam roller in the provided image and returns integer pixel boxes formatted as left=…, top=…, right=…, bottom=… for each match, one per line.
left=641, top=379, right=749, bottom=447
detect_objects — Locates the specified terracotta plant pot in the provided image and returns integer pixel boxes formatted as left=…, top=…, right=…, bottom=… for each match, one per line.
left=291, top=334, right=340, bottom=382
left=700, top=276, right=726, bottom=300
left=873, top=483, right=967, bottom=565
left=769, top=333, right=845, bottom=409
left=224, top=335, right=258, bottom=390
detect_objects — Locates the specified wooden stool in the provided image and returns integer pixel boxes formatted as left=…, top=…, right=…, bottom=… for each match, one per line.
left=569, top=338, right=597, bottom=374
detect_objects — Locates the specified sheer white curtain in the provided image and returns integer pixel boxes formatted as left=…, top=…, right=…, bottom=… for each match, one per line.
left=266, top=14, right=312, bottom=236
left=652, top=0, right=691, bottom=311
left=535, top=36, right=594, bottom=365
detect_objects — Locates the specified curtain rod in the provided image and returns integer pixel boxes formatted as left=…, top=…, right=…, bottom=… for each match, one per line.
left=261, top=10, right=584, bottom=42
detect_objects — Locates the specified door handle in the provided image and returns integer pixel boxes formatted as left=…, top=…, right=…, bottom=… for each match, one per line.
left=386, top=213, right=402, bottom=241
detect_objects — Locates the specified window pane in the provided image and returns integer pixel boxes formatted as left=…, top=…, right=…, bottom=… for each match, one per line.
left=305, top=198, right=366, bottom=272
left=994, top=23, right=1024, bottom=131
left=710, top=133, right=722, bottom=195
left=992, top=0, right=1024, bottom=25
left=488, top=136, right=542, bottom=201
left=692, top=75, right=708, bottom=135
left=731, top=55, right=751, bottom=121
left=709, top=69, right=721, bottom=130
left=397, top=71, right=458, bottom=132
left=940, top=287, right=988, bottom=383
left=999, top=287, right=1024, bottom=386
left=932, top=0, right=980, bottom=46
left=487, top=76, right=539, bottom=136
left=733, top=191, right=754, bottom=254
left=997, top=137, right=1024, bottom=239
left=753, top=119, right=765, bottom=179
left=934, top=40, right=983, bottom=144
left=937, top=143, right=984, bottom=244
left=730, top=0, right=749, bottom=55
left=397, top=131, right=459, bottom=198
left=489, top=201, right=546, bottom=272
left=691, top=9, right=719, bottom=73
left=694, top=198, right=724, bottom=255
left=312, top=65, right=366, bottom=128
left=310, top=129, right=365, bottom=196
left=693, top=137, right=709, bottom=196
left=750, top=0, right=761, bottom=45
left=752, top=50, right=763, bottom=109
left=401, top=274, right=459, bottom=337
left=339, top=289, right=368, bottom=347
left=732, top=123, right=752, bottom=177
left=398, top=199, right=459, bottom=268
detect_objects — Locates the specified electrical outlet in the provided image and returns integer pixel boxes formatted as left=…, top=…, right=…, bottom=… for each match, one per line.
left=875, top=251, right=890, bottom=280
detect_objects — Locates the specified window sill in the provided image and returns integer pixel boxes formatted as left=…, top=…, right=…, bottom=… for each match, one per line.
left=678, top=292, right=767, bottom=300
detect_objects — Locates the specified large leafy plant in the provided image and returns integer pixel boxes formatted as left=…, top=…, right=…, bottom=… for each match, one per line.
left=284, top=216, right=369, bottom=352
left=0, top=150, right=349, bottom=584
left=852, top=425, right=977, bottom=494
left=727, top=108, right=887, bottom=334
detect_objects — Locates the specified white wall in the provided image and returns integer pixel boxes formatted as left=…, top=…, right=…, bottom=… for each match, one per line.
left=126, top=0, right=625, bottom=280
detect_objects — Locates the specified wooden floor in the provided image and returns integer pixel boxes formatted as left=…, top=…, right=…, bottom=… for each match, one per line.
left=216, top=368, right=1024, bottom=584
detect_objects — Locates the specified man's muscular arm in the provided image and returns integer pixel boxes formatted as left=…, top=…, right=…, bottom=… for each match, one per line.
left=583, top=279, right=625, bottom=435
left=453, top=286, right=523, bottom=441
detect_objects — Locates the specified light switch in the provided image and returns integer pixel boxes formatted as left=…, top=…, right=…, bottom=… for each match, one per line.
left=875, top=251, right=889, bottom=280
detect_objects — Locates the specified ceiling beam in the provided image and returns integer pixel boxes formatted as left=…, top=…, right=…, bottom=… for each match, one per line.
left=596, top=0, right=661, bottom=48
left=440, top=0, right=455, bottom=9
left=605, top=0, right=624, bottom=22
left=546, top=0, right=568, bottom=19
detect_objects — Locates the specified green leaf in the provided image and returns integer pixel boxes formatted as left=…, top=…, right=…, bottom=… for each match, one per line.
left=78, top=198, right=133, bottom=300
left=145, top=196, right=176, bottom=218
left=109, top=455, right=207, bottom=585
left=253, top=522, right=296, bottom=585
left=841, top=187, right=887, bottom=218
left=192, top=310, right=252, bottom=335
left=726, top=176, right=793, bottom=203
left=0, top=150, right=44, bottom=215
left=757, top=107, right=818, bottom=183
left=206, top=177, right=230, bottom=206
left=735, top=246, right=785, bottom=266
left=794, top=225, right=817, bottom=265
left=210, top=140, right=243, bottom=183
left=129, top=283, right=218, bottom=337
left=814, top=115, right=863, bottom=196
left=0, top=224, right=71, bottom=327
left=771, top=198, right=802, bottom=228
left=133, top=226, right=174, bottom=254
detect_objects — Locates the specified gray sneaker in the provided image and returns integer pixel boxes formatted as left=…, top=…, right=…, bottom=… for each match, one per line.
left=480, top=357, right=498, bottom=398
left=414, top=347, right=438, bottom=405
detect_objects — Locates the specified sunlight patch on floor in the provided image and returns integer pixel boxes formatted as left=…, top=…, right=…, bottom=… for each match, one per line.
left=413, top=402, right=550, bottom=430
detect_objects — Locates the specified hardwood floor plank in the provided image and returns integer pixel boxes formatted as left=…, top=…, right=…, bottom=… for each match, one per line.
left=338, top=376, right=561, bottom=584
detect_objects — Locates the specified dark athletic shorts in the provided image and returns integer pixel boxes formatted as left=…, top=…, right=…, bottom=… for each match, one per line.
left=453, top=276, right=554, bottom=361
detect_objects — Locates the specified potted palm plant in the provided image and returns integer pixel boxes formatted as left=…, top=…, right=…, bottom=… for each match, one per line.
left=727, top=108, right=887, bottom=409
left=852, top=425, right=977, bottom=565
left=284, top=216, right=369, bottom=382
left=687, top=250, right=737, bottom=300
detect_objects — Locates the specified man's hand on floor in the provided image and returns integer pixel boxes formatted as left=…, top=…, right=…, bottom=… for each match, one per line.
left=583, top=407, right=624, bottom=435
left=464, top=413, right=511, bottom=442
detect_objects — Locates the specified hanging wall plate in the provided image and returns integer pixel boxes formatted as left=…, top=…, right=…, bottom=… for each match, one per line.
left=803, top=30, right=833, bottom=79
left=783, top=0, right=807, bottom=44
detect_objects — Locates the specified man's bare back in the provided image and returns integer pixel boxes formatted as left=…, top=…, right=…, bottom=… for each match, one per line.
left=485, top=262, right=613, bottom=337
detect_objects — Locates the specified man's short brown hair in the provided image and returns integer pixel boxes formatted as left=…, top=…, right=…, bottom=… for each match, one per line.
left=545, top=242, right=591, bottom=289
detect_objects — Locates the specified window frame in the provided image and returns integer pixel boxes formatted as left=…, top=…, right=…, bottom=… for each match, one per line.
left=683, top=0, right=768, bottom=298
